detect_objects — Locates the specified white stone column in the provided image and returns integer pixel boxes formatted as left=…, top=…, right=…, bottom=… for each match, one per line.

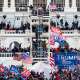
left=29, top=0, right=33, bottom=6
left=4, top=0, right=8, bottom=7
left=3, top=0, right=15, bottom=12
left=64, top=0, right=70, bottom=12
left=72, top=0, right=76, bottom=7
left=10, top=0, right=15, bottom=12
left=3, top=0, right=8, bottom=12
left=65, top=0, right=69, bottom=8
left=11, top=0, right=15, bottom=7
left=1, top=38, right=5, bottom=47
left=71, top=0, right=77, bottom=12
left=64, top=0, right=77, bottom=12
left=47, top=0, right=51, bottom=7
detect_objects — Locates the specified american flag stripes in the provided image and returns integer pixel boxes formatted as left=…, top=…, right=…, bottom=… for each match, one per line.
left=49, top=3, right=57, bottom=9
left=13, top=54, right=23, bottom=61
left=55, top=66, right=58, bottom=70
left=21, top=70, right=31, bottom=77
left=50, top=56, right=55, bottom=67
left=74, top=63, right=78, bottom=68
left=28, top=38, right=30, bottom=43
left=22, top=56, right=32, bottom=64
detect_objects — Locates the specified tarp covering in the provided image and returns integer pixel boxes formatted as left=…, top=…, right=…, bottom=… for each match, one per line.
left=29, top=62, right=55, bottom=73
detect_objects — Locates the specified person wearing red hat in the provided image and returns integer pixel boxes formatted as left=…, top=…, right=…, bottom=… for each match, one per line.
left=55, top=73, right=60, bottom=80
left=37, top=71, right=40, bottom=78
left=52, top=73, right=56, bottom=80
left=39, top=74, right=44, bottom=80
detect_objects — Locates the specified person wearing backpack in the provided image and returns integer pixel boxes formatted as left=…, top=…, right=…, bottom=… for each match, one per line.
left=72, top=73, right=77, bottom=80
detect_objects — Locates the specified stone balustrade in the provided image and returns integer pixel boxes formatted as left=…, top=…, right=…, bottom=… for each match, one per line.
left=61, top=30, right=74, bottom=34
left=0, top=30, right=30, bottom=35
left=0, top=29, right=80, bottom=36
left=0, top=52, right=30, bottom=57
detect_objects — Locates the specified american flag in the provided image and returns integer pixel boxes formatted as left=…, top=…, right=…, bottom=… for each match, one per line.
left=50, top=56, right=55, bottom=67
left=50, top=41, right=55, bottom=45
left=49, top=3, right=57, bottom=9
left=55, top=66, right=58, bottom=69
left=28, top=38, right=30, bottom=43
left=21, top=70, right=31, bottom=77
left=50, top=35, right=55, bottom=41
left=74, top=63, right=78, bottom=68
left=13, top=54, right=23, bottom=61
left=78, top=65, right=80, bottom=70
left=54, top=11, right=59, bottom=16
left=22, top=56, right=32, bottom=64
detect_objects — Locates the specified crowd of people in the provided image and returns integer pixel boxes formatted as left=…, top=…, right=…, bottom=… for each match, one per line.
left=0, top=64, right=80, bottom=80
left=0, top=21, right=30, bottom=33
left=50, top=19, right=80, bottom=30
left=0, top=46, right=30, bottom=53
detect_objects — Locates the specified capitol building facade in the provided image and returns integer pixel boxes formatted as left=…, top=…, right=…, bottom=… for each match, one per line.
left=0, top=0, right=80, bottom=67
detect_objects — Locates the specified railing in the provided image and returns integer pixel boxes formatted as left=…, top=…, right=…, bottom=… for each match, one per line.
left=0, top=52, right=23, bottom=57
left=0, top=52, right=30, bottom=57
left=0, top=30, right=30, bottom=34
left=5, top=30, right=24, bottom=34
left=61, top=30, right=74, bottom=34
left=31, top=9, right=49, bottom=16
left=0, top=29, right=80, bottom=35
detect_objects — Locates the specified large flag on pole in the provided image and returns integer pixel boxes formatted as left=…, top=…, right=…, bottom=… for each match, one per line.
left=51, top=26, right=66, bottom=46
left=8, top=65, right=18, bottom=73
left=46, top=54, right=55, bottom=67
left=22, top=52, right=32, bottom=64
left=49, top=3, right=57, bottom=9
left=50, top=56, right=55, bottom=67
left=21, top=70, right=31, bottom=77
left=51, top=26, right=62, bottom=36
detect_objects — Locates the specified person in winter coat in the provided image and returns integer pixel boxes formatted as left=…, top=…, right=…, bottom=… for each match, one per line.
left=52, top=73, right=56, bottom=80
left=72, top=73, right=77, bottom=80
left=17, top=74, right=24, bottom=80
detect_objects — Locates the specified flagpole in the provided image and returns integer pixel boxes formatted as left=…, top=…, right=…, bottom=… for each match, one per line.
left=48, top=2, right=50, bottom=66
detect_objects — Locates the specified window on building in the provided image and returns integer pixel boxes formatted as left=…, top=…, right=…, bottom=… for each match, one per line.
left=76, top=0, right=80, bottom=11
left=0, top=0, right=4, bottom=11
left=51, top=0, right=65, bottom=11
left=15, top=0, right=29, bottom=11
left=8, top=0, right=11, bottom=8
left=69, top=0, right=72, bottom=8
left=33, top=0, right=47, bottom=8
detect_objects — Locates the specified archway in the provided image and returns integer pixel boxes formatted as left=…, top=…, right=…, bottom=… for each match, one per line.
left=10, top=41, right=20, bottom=49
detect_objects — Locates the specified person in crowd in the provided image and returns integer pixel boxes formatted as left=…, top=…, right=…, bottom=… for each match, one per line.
left=52, top=73, right=56, bottom=80
left=7, top=22, right=9, bottom=30
left=17, top=74, right=24, bottom=80
left=38, top=5, right=42, bottom=15
left=65, top=21, right=69, bottom=30
left=58, top=68, right=63, bottom=74
left=24, top=22, right=27, bottom=29
left=53, top=22, right=56, bottom=27
left=72, top=73, right=77, bottom=80
left=72, top=21, right=75, bottom=30
left=9, top=21, right=11, bottom=28
left=75, top=19, right=79, bottom=29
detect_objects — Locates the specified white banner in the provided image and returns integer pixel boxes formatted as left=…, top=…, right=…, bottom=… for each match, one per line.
left=0, top=60, right=7, bottom=67
left=44, top=68, right=50, bottom=79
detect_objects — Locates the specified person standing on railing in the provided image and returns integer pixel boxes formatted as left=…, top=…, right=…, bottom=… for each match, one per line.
left=19, top=43, right=22, bottom=51
left=35, top=26, right=43, bottom=39
left=65, top=21, right=69, bottom=30
left=38, top=5, right=42, bottom=15
left=72, top=21, right=75, bottom=30
left=7, top=22, right=9, bottom=30
left=9, top=21, right=11, bottom=28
